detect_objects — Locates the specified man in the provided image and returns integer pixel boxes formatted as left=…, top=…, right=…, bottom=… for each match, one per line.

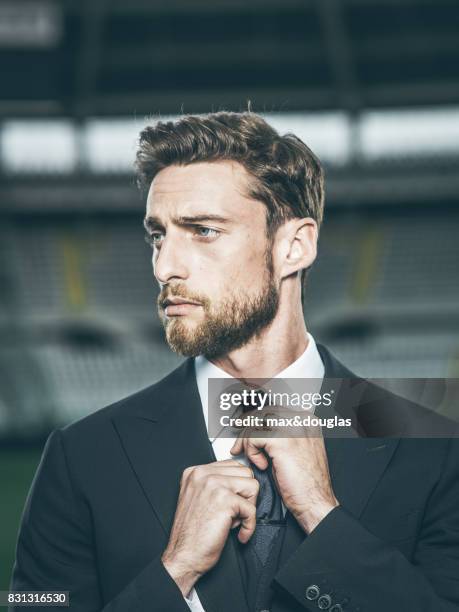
left=10, top=112, right=459, bottom=611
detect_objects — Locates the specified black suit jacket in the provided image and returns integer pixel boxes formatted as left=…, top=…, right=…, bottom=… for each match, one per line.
left=10, top=344, right=459, bottom=611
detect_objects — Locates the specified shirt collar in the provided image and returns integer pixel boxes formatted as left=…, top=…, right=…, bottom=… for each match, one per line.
left=194, top=332, right=325, bottom=431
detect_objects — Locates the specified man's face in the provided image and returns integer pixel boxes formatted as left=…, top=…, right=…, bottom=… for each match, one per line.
left=144, top=161, right=280, bottom=359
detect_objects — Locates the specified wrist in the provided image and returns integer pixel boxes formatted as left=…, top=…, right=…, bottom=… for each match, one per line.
left=295, top=498, right=339, bottom=534
left=161, top=550, right=202, bottom=597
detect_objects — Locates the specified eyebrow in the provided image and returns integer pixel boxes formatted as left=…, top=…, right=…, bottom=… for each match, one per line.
left=143, top=214, right=232, bottom=231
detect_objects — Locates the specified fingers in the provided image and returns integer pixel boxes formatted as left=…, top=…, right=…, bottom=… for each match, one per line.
left=182, top=460, right=254, bottom=485
left=245, top=440, right=269, bottom=470
left=233, top=497, right=257, bottom=543
left=201, top=474, right=259, bottom=507
left=179, top=461, right=260, bottom=545
left=231, top=435, right=270, bottom=470
left=234, top=476, right=259, bottom=505
left=230, top=437, right=243, bottom=455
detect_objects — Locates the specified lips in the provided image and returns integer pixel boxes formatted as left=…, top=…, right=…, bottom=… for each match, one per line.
left=163, top=297, right=201, bottom=308
left=161, top=295, right=202, bottom=317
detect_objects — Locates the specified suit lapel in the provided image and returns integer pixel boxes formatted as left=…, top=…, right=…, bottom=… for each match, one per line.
left=112, top=358, right=249, bottom=612
left=277, top=344, right=400, bottom=570
left=317, top=342, right=401, bottom=522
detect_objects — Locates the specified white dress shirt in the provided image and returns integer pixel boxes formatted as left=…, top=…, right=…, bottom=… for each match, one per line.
left=184, top=332, right=325, bottom=611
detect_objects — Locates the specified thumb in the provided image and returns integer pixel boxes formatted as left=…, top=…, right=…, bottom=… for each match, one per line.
left=230, top=436, right=243, bottom=455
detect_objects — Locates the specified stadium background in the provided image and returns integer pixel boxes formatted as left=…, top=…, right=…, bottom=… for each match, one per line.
left=1, top=0, right=459, bottom=589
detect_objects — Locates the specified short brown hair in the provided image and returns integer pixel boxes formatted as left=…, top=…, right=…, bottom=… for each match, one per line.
left=136, top=111, right=325, bottom=305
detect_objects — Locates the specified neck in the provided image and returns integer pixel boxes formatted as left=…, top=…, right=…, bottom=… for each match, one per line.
left=209, top=291, right=309, bottom=379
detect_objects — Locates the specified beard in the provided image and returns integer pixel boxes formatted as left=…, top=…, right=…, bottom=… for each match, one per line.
left=157, top=255, right=280, bottom=359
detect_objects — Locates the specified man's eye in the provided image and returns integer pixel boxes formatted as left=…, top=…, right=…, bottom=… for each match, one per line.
left=195, top=227, right=220, bottom=239
left=144, top=232, right=163, bottom=247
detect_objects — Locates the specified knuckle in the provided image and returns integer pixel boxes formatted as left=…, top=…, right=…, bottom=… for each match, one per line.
left=189, top=466, right=204, bottom=484
left=181, top=466, right=194, bottom=483
left=191, top=465, right=203, bottom=480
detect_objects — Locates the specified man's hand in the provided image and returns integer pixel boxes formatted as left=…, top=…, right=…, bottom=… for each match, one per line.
left=161, top=459, right=259, bottom=597
left=230, top=419, right=339, bottom=535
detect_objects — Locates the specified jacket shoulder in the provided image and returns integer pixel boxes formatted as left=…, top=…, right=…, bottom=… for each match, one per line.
left=357, top=377, right=458, bottom=437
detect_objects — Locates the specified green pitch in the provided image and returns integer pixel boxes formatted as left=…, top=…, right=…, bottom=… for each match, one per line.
left=0, top=449, right=42, bottom=590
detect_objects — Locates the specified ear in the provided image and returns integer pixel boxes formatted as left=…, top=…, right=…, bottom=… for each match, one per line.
left=275, top=217, right=318, bottom=280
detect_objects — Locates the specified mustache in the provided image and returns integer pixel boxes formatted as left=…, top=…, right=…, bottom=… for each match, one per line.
left=157, top=286, right=209, bottom=309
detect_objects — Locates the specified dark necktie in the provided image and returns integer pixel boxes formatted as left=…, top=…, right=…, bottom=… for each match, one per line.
left=250, top=460, right=284, bottom=564
left=238, top=388, right=286, bottom=611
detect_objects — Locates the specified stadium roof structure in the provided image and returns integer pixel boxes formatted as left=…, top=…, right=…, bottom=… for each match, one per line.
left=1, top=0, right=459, bottom=119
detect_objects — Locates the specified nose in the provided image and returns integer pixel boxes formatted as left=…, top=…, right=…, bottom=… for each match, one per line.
left=153, top=233, right=189, bottom=285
